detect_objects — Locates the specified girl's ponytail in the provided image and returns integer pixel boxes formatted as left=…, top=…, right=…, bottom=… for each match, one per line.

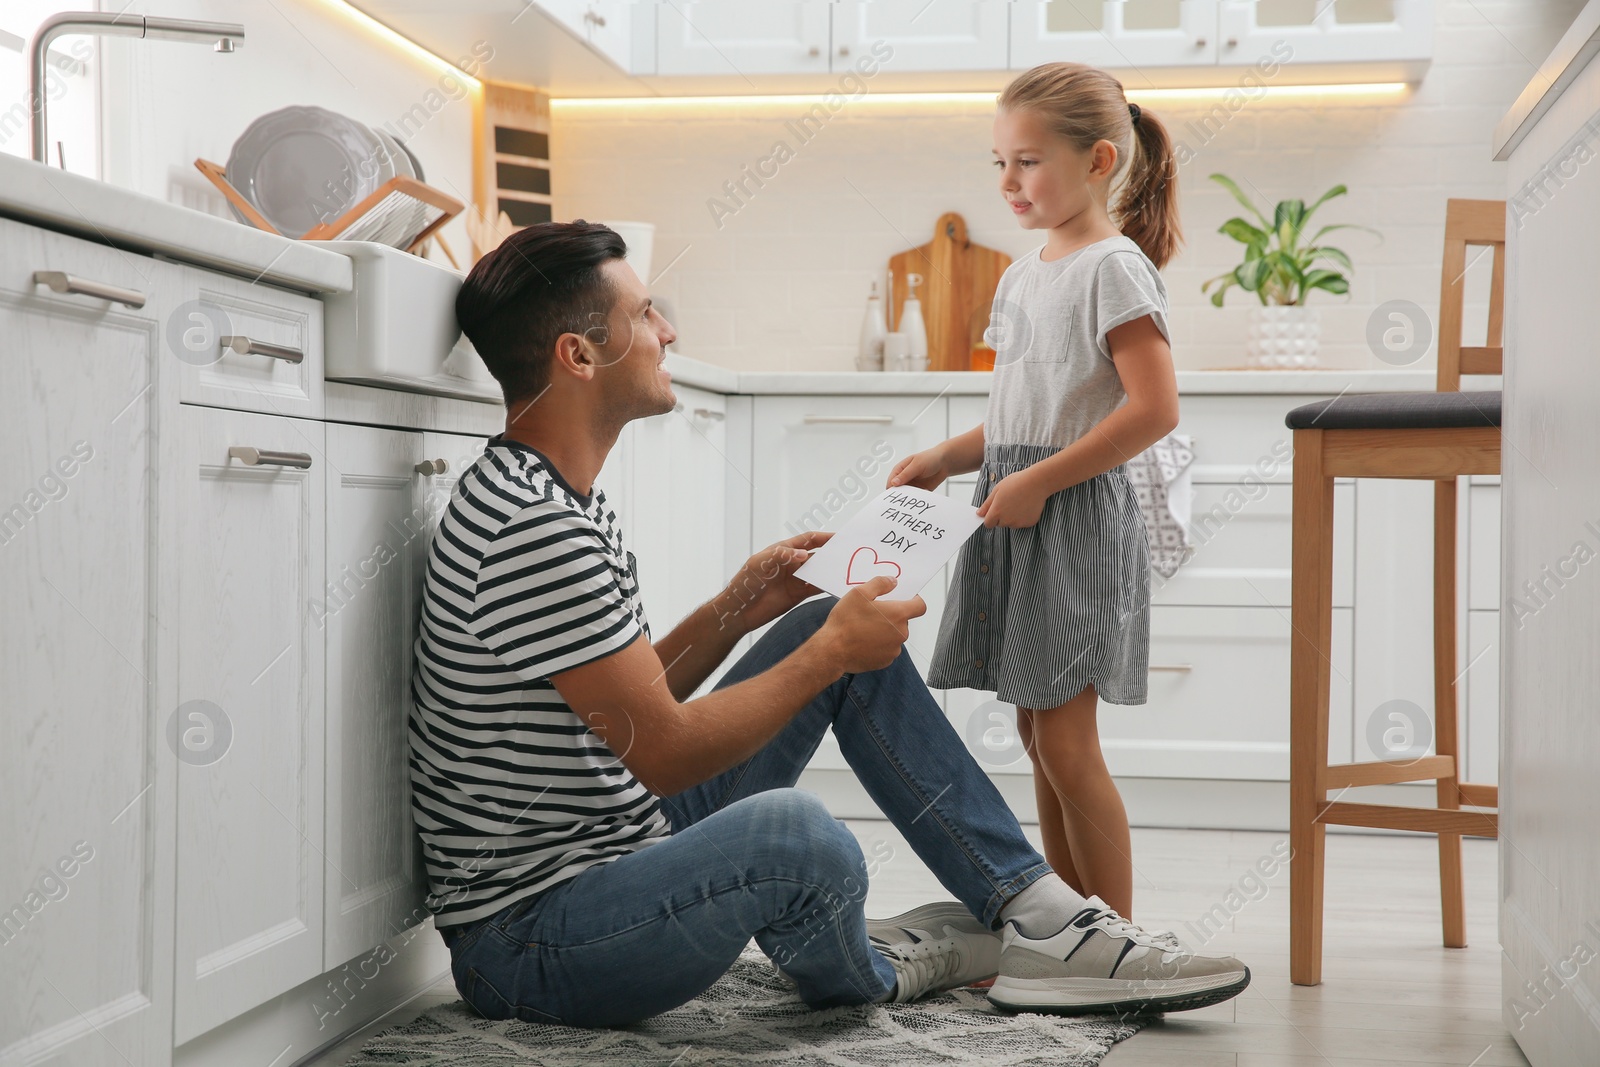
left=1114, top=105, right=1182, bottom=270
left=999, top=63, right=1184, bottom=270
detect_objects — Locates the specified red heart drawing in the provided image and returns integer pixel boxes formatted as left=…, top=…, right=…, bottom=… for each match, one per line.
left=846, top=546, right=902, bottom=585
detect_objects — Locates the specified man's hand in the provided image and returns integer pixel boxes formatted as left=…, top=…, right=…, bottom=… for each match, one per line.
left=713, top=530, right=833, bottom=634
left=886, top=447, right=950, bottom=492
left=977, top=468, right=1051, bottom=528
left=814, top=576, right=927, bottom=673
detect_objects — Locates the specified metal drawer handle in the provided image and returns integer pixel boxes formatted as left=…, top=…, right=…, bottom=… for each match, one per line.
left=803, top=414, right=894, bottom=424
left=693, top=408, right=725, bottom=421
left=228, top=446, right=312, bottom=469
left=415, top=458, right=448, bottom=475
left=221, top=335, right=304, bottom=364
left=32, top=270, right=146, bottom=309
left=1148, top=663, right=1194, bottom=672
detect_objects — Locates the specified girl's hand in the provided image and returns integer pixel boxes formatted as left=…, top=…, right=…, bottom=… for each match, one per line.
left=886, top=448, right=949, bottom=492
left=978, top=470, right=1051, bottom=528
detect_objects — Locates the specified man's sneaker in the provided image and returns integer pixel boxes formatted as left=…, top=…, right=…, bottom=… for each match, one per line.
left=866, top=902, right=1003, bottom=1002
left=988, top=896, right=1249, bottom=1016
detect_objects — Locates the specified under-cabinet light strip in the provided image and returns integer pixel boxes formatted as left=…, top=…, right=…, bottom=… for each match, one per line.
left=551, top=83, right=1409, bottom=111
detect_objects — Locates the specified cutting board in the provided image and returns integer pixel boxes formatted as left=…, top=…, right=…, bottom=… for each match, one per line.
left=888, top=212, right=1012, bottom=372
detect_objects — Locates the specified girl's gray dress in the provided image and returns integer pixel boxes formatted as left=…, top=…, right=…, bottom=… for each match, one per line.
left=927, top=235, right=1169, bottom=709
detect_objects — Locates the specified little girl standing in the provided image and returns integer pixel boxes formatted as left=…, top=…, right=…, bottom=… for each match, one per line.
left=888, top=62, right=1181, bottom=920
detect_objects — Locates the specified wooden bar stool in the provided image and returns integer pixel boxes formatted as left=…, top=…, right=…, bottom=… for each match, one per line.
left=1283, top=199, right=1505, bottom=986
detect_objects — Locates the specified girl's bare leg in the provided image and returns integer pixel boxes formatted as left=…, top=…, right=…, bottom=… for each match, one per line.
left=1017, top=706, right=1082, bottom=893
left=1027, top=683, right=1135, bottom=918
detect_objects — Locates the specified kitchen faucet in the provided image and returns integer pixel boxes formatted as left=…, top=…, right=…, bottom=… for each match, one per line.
left=29, top=11, right=244, bottom=164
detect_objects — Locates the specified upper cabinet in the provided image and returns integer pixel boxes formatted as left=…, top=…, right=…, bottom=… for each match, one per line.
left=833, top=1, right=1009, bottom=73
left=1216, top=0, right=1433, bottom=67
left=1010, top=0, right=1220, bottom=72
left=656, top=2, right=832, bottom=76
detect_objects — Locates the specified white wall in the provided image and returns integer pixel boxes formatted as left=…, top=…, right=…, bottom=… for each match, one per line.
left=552, top=0, right=1582, bottom=373
left=95, top=0, right=477, bottom=263
left=1, top=0, right=102, bottom=175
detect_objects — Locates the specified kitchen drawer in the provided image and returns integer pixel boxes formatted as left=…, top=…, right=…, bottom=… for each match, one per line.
left=949, top=395, right=988, bottom=437
left=1155, top=478, right=1354, bottom=609
left=1175, top=394, right=1301, bottom=484
left=176, top=267, right=324, bottom=418
left=1101, top=604, right=1353, bottom=781
left=944, top=604, right=1355, bottom=780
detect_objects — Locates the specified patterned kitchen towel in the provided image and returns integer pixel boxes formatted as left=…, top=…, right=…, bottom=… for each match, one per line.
left=1126, top=432, right=1195, bottom=579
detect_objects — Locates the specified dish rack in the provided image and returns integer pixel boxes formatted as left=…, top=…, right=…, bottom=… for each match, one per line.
left=195, top=158, right=464, bottom=254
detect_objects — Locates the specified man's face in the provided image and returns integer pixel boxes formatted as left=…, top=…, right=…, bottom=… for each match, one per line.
left=589, top=257, right=678, bottom=420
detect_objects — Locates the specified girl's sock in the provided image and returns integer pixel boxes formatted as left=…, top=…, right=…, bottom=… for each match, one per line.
left=999, top=873, right=1090, bottom=939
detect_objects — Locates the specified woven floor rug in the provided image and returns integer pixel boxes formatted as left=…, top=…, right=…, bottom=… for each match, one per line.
left=343, top=944, right=1146, bottom=1066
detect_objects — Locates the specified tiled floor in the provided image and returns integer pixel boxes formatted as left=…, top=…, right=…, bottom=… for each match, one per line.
left=312, top=821, right=1524, bottom=1066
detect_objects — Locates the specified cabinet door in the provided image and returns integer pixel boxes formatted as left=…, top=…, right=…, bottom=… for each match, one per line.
left=173, top=405, right=326, bottom=1043
left=0, top=220, right=178, bottom=1067
left=538, top=0, right=634, bottom=69
left=630, top=388, right=729, bottom=643
left=833, top=1, right=1007, bottom=71
left=1011, top=1, right=1218, bottom=71
left=323, top=424, right=431, bottom=968
left=1216, top=0, right=1432, bottom=66
left=657, top=1, right=831, bottom=75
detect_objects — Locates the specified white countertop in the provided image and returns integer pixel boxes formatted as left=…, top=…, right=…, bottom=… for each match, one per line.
left=665, top=352, right=1446, bottom=396
left=0, top=152, right=352, bottom=294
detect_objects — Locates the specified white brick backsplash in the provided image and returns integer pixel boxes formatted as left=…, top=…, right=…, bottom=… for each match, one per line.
left=552, top=0, right=1582, bottom=373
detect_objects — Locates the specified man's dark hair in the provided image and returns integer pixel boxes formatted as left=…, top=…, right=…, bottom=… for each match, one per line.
left=455, top=220, right=628, bottom=406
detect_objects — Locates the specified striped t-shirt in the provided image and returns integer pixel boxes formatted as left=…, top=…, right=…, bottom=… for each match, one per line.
left=408, top=434, right=671, bottom=929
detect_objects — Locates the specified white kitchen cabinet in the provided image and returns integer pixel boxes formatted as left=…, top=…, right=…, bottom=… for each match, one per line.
left=833, top=1, right=1008, bottom=71
left=0, top=218, right=180, bottom=1067
left=1216, top=0, right=1432, bottom=68
left=656, top=1, right=831, bottom=76
left=629, top=387, right=730, bottom=644
left=1010, top=0, right=1219, bottom=72
left=322, top=424, right=432, bottom=969
left=173, top=406, right=327, bottom=1044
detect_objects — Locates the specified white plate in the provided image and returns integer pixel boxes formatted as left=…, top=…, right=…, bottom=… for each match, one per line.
left=226, top=105, right=389, bottom=238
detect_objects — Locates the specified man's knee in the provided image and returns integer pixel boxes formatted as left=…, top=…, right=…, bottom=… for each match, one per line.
left=741, top=788, right=863, bottom=877
left=775, top=595, right=836, bottom=639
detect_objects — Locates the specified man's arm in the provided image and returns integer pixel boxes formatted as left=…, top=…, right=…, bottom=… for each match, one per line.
left=552, top=577, right=923, bottom=797
left=650, top=598, right=746, bottom=702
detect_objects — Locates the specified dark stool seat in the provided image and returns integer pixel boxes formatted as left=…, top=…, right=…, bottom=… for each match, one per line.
left=1284, top=389, right=1501, bottom=431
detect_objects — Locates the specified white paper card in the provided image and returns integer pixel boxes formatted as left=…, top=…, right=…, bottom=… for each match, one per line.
left=793, top=485, right=984, bottom=601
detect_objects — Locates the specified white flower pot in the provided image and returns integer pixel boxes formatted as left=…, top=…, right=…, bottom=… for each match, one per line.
left=1246, top=305, right=1320, bottom=368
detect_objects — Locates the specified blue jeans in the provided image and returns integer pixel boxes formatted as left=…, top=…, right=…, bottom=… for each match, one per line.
left=438, top=596, right=1054, bottom=1028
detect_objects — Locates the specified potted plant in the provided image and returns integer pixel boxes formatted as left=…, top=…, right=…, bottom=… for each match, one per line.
left=1201, top=175, right=1376, bottom=368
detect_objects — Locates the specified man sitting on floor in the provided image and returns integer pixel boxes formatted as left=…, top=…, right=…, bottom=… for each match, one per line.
left=407, top=220, right=1251, bottom=1028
